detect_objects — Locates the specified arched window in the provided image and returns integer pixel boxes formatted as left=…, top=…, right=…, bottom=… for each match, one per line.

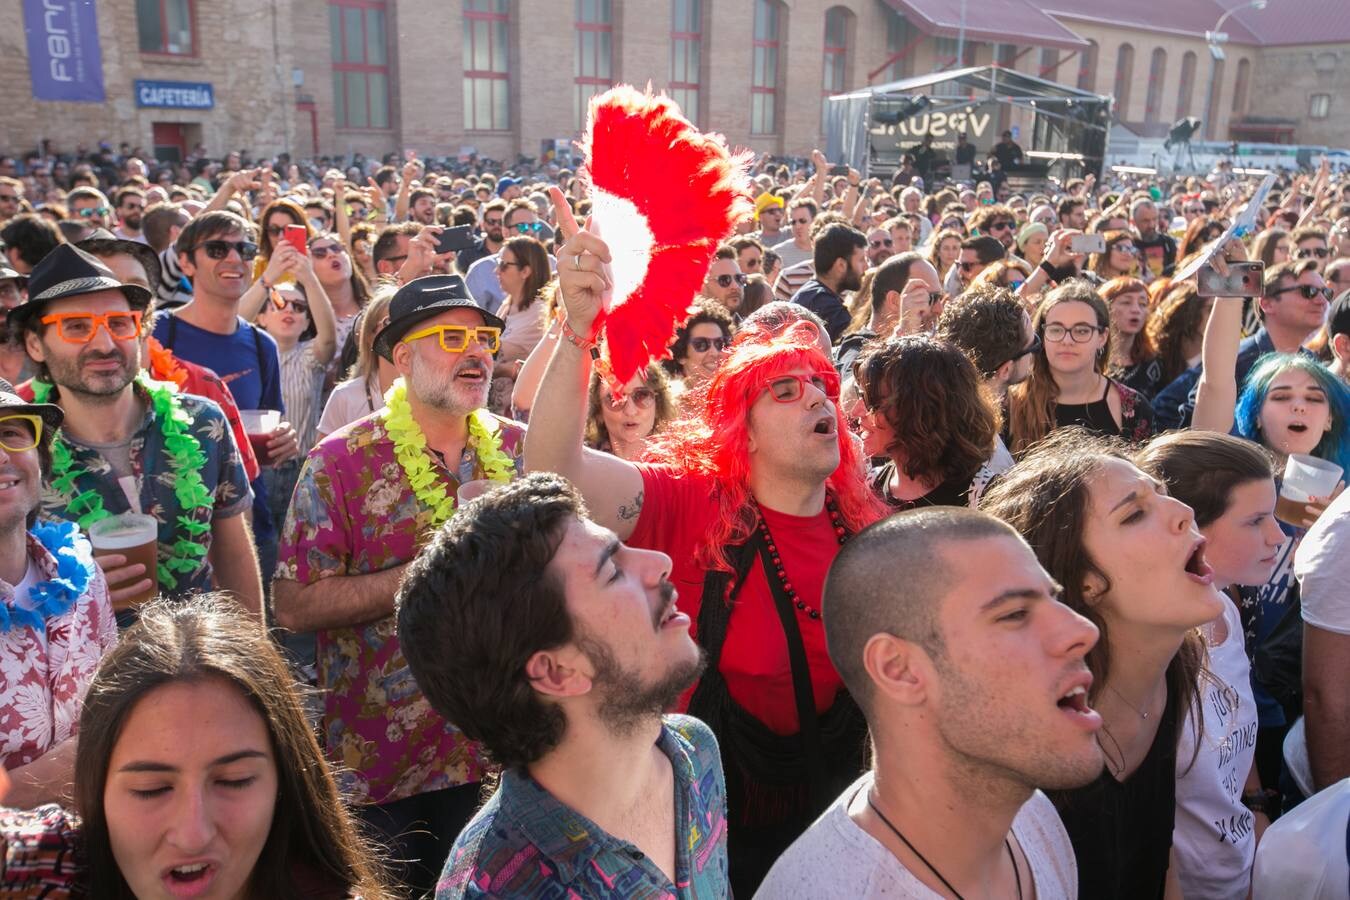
left=1144, top=48, right=1166, bottom=125
left=1078, top=40, right=1098, bottom=93
left=1232, top=57, right=1251, bottom=115
left=464, top=0, right=510, bottom=131
left=1177, top=51, right=1196, bottom=119
left=751, top=0, right=785, bottom=134
left=575, top=0, right=614, bottom=129
left=821, top=7, right=852, bottom=131
left=1113, top=43, right=1135, bottom=121
left=670, top=0, right=703, bottom=123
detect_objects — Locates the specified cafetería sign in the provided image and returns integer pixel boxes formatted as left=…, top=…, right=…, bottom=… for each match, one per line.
left=134, top=79, right=215, bottom=110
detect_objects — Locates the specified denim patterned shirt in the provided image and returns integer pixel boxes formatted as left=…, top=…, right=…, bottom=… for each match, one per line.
left=39, top=385, right=253, bottom=597
left=436, top=715, right=730, bottom=900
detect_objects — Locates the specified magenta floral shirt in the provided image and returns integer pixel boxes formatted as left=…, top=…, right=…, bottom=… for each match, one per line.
left=275, top=411, right=525, bottom=805
left=0, top=534, right=116, bottom=771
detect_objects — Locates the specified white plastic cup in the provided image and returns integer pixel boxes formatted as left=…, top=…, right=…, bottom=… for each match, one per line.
left=456, top=479, right=495, bottom=505
left=238, top=409, right=281, bottom=466
left=1275, top=454, right=1344, bottom=525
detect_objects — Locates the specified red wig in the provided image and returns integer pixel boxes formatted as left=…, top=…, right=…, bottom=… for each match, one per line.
left=646, top=322, right=886, bottom=571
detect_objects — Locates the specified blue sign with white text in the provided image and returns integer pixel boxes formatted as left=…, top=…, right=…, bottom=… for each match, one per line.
left=135, top=80, right=215, bottom=110
left=23, top=0, right=105, bottom=102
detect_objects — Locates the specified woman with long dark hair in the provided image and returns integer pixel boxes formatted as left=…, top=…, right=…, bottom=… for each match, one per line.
left=1008, top=280, right=1155, bottom=455
left=982, top=429, right=1221, bottom=900
left=850, top=334, right=1002, bottom=508
left=0, top=594, right=387, bottom=898
left=1147, top=282, right=1213, bottom=389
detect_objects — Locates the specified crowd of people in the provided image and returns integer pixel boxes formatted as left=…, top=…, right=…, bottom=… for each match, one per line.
left=0, top=135, right=1348, bottom=899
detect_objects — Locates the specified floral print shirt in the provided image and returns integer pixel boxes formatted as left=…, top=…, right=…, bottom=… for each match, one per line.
left=38, top=386, right=254, bottom=597
left=0, top=534, right=116, bottom=771
left=275, top=411, right=525, bottom=806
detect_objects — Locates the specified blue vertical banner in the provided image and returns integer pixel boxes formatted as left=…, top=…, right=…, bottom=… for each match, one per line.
left=23, top=0, right=105, bottom=102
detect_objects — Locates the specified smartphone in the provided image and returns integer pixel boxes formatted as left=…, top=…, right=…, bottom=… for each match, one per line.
left=1197, top=260, right=1264, bottom=297
left=283, top=224, right=308, bottom=256
left=1069, top=233, right=1106, bottom=255
left=434, top=225, right=477, bottom=255
left=828, top=164, right=850, bottom=177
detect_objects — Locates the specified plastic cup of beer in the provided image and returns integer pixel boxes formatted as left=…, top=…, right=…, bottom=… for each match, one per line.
left=239, top=409, right=281, bottom=467
left=1275, top=454, right=1344, bottom=526
left=88, top=513, right=160, bottom=611
left=456, top=479, right=495, bottom=506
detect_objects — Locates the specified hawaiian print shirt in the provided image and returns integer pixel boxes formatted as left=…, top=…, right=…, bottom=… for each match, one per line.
left=275, top=410, right=525, bottom=806
left=39, top=385, right=253, bottom=597
left=0, top=533, right=116, bottom=770
left=437, top=715, right=729, bottom=899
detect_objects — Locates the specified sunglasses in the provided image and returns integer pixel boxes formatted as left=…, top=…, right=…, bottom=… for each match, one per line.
left=959, top=260, right=983, bottom=271
left=402, top=323, right=502, bottom=353
left=760, top=371, right=840, bottom=403
left=869, top=238, right=894, bottom=249
left=1113, top=244, right=1137, bottom=254
left=1008, top=333, right=1042, bottom=361
left=513, top=222, right=546, bottom=234
left=0, top=195, right=18, bottom=203
left=986, top=220, right=1015, bottom=231
left=192, top=240, right=260, bottom=261
left=689, top=336, right=728, bottom=353
left=265, top=223, right=295, bottom=237
left=76, top=206, right=110, bottom=218
left=269, top=296, right=309, bottom=315
left=483, top=217, right=503, bottom=227
left=40, top=310, right=143, bottom=344
left=1297, top=247, right=1330, bottom=259
left=713, top=273, right=748, bottom=289
left=601, top=386, right=656, bottom=410
left=941, top=220, right=964, bottom=230
left=1271, top=284, right=1334, bottom=301
left=310, top=243, right=346, bottom=260
left=0, top=415, right=41, bottom=454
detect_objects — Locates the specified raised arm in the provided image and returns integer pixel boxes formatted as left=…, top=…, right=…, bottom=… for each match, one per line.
left=1192, top=246, right=1249, bottom=434
left=523, top=188, right=645, bottom=539
left=296, top=255, right=338, bottom=366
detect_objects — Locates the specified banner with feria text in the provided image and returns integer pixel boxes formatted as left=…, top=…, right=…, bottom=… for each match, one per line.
left=23, top=0, right=105, bottom=102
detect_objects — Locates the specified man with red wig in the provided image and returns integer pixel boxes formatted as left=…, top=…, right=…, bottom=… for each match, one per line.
left=526, top=197, right=886, bottom=895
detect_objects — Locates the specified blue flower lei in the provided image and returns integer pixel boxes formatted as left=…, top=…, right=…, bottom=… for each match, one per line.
left=0, top=520, right=95, bottom=634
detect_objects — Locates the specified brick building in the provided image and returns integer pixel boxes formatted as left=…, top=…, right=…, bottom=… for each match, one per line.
left=3, top=0, right=1346, bottom=164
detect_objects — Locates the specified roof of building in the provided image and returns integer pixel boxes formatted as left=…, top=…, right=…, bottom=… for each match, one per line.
left=887, top=0, right=1350, bottom=49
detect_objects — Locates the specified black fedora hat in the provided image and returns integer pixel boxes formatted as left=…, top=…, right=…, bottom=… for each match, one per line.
left=372, top=274, right=505, bottom=361
left=0, top=377, right=62, bottom=435
left=7, top=243, right=154, bottom=333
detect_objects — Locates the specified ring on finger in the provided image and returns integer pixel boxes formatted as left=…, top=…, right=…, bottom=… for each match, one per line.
left=573, top=253, right=583, bottom=271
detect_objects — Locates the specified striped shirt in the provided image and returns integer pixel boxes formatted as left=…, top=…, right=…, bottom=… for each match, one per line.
left=278, top=342, right=328, bottom=456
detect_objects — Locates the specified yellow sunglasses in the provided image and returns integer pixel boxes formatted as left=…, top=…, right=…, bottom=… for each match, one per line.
left=402, top=324, right=501, bottom=354
left=0, top=415, right=43, bottom=453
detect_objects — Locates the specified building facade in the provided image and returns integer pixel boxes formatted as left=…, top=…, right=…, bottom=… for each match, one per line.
left=2, top=0, right=1344, bottom=164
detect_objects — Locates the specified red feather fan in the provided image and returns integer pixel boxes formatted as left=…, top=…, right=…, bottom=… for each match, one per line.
left=579, top=85, right=752, bottom=391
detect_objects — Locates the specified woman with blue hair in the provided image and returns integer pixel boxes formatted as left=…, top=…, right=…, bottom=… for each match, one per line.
left=1194, top=244, right=1346, bottom=807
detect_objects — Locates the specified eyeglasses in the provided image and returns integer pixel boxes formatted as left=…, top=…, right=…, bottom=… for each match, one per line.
left=1112, top=244, right=1137, bottom=254
left=986, top=220, right=1015, bottom=232
left=498, top=260, right=525, bottom=270
left=76, top=206, right=110, bottom=218
left=601, top=387, right=656, bottom=411
left=688, top=336, right=728, bottom=353
left=1297, top=247, right=1330, bottom=260
left=269, top=297, right=309, bottom=315
left=1043, top=323, right=1104, bottom=343
left=513, top=222, right=545, bottom=234
left=869, top=238, right=893, bottom=249
left=402, top=323, right=501, bottom=353
left=0, top=194, right=18, bottom=204
left=191, top=240, right=260, bottom=261
left=759, top=371, right=840, bottom=403
left=712, top=273, right=748, bottom=289
left=1271, top=284, right=1334, bottom=301
left=0, top=415, right=42, bottom=454
left=40, top=310, right=144, bottom=344
left=1008, top=333, right=1043, bottom=361
left=309, top=243, right=346, bottom=260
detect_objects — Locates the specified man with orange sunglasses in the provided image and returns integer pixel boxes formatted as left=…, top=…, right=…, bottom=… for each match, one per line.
left=10, top=244, right=260, bottom=619
left=273, top=273, right=523, bottom=895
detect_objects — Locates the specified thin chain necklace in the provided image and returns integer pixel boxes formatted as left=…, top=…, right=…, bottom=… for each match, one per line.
left=867, top=789, right=1023, bottom=900
left=751, top=493, right=848, bottom=619
left=1106, top=682, right=1151, bottom=720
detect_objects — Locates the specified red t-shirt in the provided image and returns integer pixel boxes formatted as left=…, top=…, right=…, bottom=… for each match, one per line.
left=629, top=464, right=844, bottom=736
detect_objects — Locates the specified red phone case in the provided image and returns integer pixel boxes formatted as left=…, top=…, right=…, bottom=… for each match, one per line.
left=283, top=224, right=308, bottom=256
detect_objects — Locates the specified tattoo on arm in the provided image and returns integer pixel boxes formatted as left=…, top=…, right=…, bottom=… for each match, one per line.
left=617, top=490, right=644, bottom=522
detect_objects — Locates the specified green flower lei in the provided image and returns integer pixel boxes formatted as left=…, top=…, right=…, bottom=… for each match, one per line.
left=382, top=377, right=515, bottom=527
left=34, top=374, right=214, bottom=590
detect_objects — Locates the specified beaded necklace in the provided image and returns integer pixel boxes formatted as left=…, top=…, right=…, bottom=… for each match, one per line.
left=751, top=493, right=849, bottom=620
